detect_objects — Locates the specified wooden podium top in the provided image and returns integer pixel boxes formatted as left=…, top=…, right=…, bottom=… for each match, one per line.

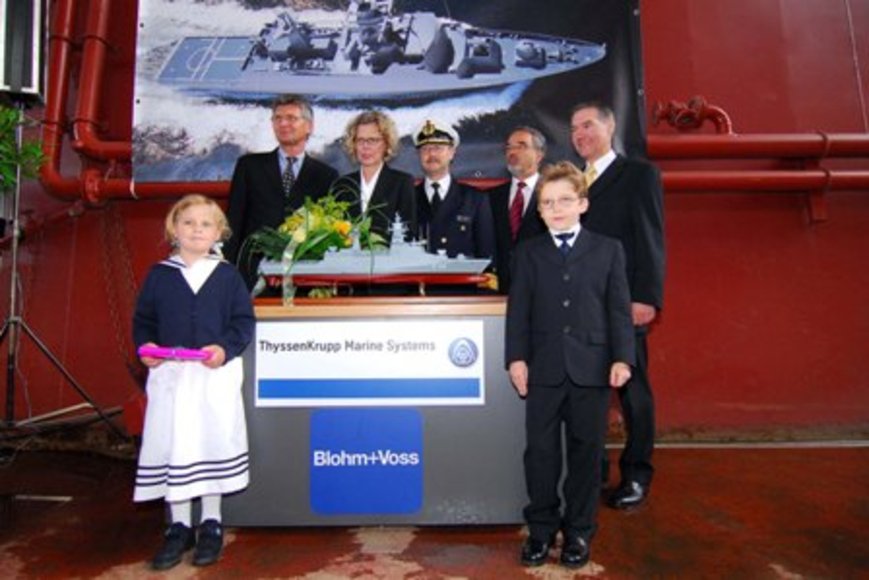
left=254, top=295, right=507, bottom=319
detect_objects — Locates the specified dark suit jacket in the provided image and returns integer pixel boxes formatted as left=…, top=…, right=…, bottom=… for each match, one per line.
left=506, top=229, right=636, bottom=388
left=336, top=164, right=416, bottom=246
left=414, top=179, right=496, bottom=260
left=487, top=179, right=546, bottom=294
left=581, top=155, right=665, bottom=310
left=223, top=149, right=338, bottom=286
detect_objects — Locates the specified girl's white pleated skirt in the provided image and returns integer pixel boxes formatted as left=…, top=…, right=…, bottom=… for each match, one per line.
left=134, top=357, right=249, bottom=502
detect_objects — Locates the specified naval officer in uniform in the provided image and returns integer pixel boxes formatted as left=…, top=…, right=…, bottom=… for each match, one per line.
left=412, top=119, right=496, bottom=262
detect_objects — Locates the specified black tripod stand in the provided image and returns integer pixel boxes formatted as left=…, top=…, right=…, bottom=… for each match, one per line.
left=0, top=102, right=124, bottom=437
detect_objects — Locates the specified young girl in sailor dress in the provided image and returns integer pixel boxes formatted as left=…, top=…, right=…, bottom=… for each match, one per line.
left=132, top=194, right=254, bottom=571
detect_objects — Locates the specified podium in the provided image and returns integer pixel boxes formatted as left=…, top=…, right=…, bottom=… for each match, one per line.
left=224, top=296, right=526, bottom=526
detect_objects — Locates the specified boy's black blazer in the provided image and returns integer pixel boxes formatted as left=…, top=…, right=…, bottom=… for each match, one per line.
left=505, top=229, right=636, bottom=387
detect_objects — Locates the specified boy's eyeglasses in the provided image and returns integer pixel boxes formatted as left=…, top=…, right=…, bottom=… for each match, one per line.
left=539, top=197, right=581, bottom=210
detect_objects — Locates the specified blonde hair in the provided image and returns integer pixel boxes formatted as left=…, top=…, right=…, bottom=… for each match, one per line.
left=342, top=110, right=400, bottom=161
left=538, top=161, right=590, bottom=199
left=164, top=194, right=231, bottom=244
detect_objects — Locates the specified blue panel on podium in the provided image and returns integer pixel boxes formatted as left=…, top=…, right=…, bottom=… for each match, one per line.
left=310, top=408, right=423, bottom=515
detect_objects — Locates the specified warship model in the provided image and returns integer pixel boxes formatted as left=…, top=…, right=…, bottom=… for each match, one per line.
left=259, top=216, right=491, bottom=277
left=155, top=0, right=606, bottom=101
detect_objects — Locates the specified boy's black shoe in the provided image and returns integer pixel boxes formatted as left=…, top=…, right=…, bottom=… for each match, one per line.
left=520, top=536, right=553, bottom=567
left=193, top=519, right=224, bottom=567
left=151, top=522, right=195, bottom=570
left=560, top=536, right=590, bottom=569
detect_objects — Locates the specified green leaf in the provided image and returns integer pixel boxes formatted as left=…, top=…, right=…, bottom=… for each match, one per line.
left=0, top=105, right=45, bottom=194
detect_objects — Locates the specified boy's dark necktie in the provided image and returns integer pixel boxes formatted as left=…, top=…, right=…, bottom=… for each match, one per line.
left=556, top=232, right=573, bottom=257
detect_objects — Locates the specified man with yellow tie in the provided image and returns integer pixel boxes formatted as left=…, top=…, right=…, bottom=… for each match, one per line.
left=570, top=100, right=666, bottom=510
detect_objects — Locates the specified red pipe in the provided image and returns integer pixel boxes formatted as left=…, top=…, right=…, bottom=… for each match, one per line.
left=651, top=97, right=735, bottom=134
left=40, top=0, right=81, bottom=200
left=648, top=133, right=869, bottom=159
left=40, top=0, right=226, bottom=203
left=71, top=0, right=131, bottom=160
left=703, top=104, right=733, bottom=135
left=662, top=170, right=869, bottom=191
left=79, top=169, right=229, bottom=202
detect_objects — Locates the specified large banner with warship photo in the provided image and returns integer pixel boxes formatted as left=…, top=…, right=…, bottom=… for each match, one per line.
left=133, top=0, right=645, bottom=181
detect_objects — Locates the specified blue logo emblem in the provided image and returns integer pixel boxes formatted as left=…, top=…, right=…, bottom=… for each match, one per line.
left=448, top=338, right=479, bottom=368
left=310, top=408, right=423, bottom=515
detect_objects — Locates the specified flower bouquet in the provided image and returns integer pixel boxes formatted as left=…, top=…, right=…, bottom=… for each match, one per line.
left=242, top=188, right=385, bottom=303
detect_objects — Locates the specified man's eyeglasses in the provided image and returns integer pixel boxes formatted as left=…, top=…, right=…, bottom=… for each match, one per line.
left=272, top=115, right=305, bottom=124
left=539, top=196, right=581, bottom=210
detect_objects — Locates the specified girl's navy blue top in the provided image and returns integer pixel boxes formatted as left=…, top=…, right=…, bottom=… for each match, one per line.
left=133, top=259, right=255, bottom=362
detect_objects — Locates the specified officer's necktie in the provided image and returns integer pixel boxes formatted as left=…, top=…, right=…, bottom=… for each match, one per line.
left=431, top=182, right=442, bottom=215
left=509, top=181, right=526, bottom=241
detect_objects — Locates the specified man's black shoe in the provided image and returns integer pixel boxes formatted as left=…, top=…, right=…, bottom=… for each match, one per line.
left=151, top=522, right=195, bottom=570
left=520, top=536, right=553, bottom=567
left=192, top=519, right=224, bottom=567
left=607, top=480, right=649, bottom=509
left=560, top=536, right=590, bottom=569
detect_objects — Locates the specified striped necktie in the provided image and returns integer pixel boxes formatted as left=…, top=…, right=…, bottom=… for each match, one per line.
left=509, top=181, right=526, bottom=241
left=282, top=156, right=296, bottom=199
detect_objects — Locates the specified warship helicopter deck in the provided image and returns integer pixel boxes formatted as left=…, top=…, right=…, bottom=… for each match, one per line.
left=154, top=0, right=606, bottom=101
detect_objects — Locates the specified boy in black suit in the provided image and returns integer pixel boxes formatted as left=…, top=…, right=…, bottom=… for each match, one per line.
left=505, top=161, right=635, bottom=569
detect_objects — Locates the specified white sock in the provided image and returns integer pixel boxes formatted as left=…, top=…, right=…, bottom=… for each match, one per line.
left=168, top=500, right=192, bottom=527
left=200, top=494, right=222, bottom=523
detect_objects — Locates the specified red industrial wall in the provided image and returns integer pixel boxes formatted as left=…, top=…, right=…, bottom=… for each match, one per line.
left=3, top=0, right=867, bottom=439
left=642, top=0, right=869, bottom=437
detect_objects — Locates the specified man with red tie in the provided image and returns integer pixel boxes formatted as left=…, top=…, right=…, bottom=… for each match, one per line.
left=488, top=126, right=548, bottom=294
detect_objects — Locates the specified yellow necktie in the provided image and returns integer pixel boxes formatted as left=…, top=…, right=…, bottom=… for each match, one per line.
left=584, top=164, right=597, bottom=186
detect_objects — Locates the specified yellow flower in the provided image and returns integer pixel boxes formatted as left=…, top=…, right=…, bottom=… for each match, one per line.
left=244, top=187, right=382, bottom=263
left=334, top=220, right=352, bottom=236
left=292, top=227, right=308, bottom=244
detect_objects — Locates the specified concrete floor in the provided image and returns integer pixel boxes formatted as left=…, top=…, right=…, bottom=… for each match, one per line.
left=1, top=445, right=867, bottom=578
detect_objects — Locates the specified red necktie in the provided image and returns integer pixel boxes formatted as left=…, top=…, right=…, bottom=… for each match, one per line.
left=509, top=181, right=526, bottom=241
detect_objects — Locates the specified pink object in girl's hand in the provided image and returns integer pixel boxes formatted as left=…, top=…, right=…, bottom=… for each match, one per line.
left=137, top=345, right=212, bottom=361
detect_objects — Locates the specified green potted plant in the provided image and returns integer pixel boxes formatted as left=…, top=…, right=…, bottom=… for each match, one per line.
left=0, top=103, right=45, bottom=236
left=0, top=104, right=44, bottom=188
